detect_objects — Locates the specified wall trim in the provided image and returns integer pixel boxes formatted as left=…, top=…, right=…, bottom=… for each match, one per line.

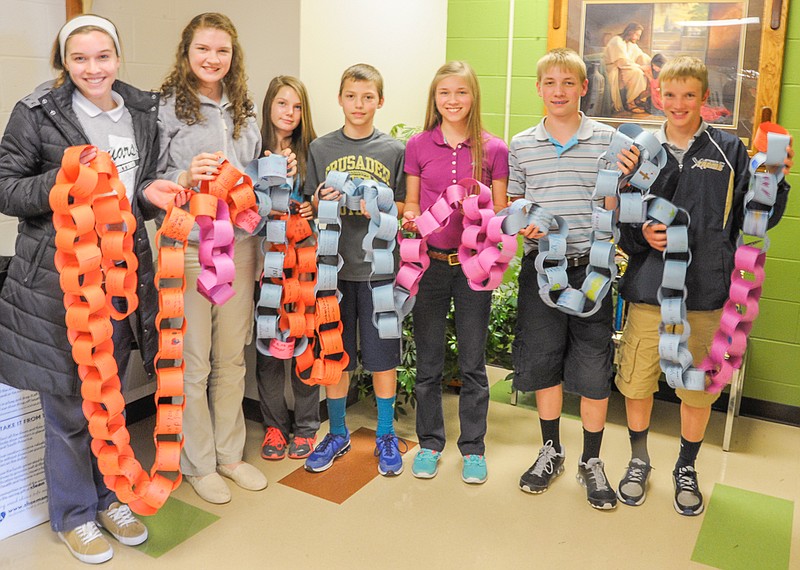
left=127, top=390, right=799, bottom=429
left=502, top=0, right=516, bottom=142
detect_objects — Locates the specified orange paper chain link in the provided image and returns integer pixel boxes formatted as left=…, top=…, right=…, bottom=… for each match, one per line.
left=51, top=146, right=182, bottom=515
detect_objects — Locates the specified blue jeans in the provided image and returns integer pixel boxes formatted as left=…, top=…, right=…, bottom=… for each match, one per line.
left=412, top=259, right=491, bottom=456
left=41, top=313, right=135, bottom=532
left=255, top=353, right=320, bottom=439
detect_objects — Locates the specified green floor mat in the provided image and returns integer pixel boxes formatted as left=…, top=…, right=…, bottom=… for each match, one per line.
left=134, top=497, right=220, bottom=558
left=692, top=483, right=794, bottom=570
left=489, top=379, right=581, bottom=419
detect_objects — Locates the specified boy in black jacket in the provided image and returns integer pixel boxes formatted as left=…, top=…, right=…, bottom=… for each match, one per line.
left=614, top=56, right=793, bottom=515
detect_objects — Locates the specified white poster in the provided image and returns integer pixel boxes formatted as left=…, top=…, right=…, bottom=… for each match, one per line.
left=0, top=384, right=48, bottom=541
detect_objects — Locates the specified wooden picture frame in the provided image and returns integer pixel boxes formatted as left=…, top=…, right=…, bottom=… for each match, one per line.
left=548, top=0, right=788, bottom=144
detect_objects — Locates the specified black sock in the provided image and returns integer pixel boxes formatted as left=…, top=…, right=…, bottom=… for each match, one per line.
left=629, top=427, right=650, bottom=464
left=581, top=428, right=604, bottom=463
left=539, top=417, right=561, bottom=452
left=675, top=437, right=703, bottom=470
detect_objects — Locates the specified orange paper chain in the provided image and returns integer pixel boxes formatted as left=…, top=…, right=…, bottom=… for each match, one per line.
left=51, top=146, right=183, bottom=515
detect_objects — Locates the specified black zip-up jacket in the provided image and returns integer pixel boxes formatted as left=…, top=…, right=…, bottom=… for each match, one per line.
left=0, top=78, right=161, bottom=396
left=618, top=125, right=790, bottom=311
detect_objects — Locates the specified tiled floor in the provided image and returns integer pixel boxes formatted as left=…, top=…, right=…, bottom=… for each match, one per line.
left=2, top=367, right=798, bottom=569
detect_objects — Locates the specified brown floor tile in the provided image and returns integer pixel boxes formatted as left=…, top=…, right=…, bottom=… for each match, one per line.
left=278, top=427, right=417, bottom=504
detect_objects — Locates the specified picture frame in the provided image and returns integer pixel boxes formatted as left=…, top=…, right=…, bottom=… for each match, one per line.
left=548, top=0, right=789, bottom=144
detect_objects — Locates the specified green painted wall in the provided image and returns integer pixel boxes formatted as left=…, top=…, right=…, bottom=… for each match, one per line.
left=447, top=0, right=800, bottom=408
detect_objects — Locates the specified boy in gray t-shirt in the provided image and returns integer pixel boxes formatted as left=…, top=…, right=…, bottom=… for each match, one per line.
left=302, top=64, right=407, bottom=478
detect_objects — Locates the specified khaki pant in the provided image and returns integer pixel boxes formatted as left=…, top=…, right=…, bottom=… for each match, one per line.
left=180, top=236, right=259, bottom=476
left=615, top=303, right=723, bottom=408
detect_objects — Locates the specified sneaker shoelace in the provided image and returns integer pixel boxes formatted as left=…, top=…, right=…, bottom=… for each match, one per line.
left=530, top=441, right=558, bottom=477
left=293, top=436, right=314, bottom=448
left=464, top=454, right=485, bottom=467
left=75, top=521, right=103, bottom=544
left=585, top=460, right=611, bottom=492
left=316, top=433, right=342, bottom=453
left=264, top=427, right=286, bottom=448
left=105, top=504, right=137, bottom=529
left=625, top=462, right=647, bottom=484
left=675, top=466, right=699, bottom=493
left=375, top=434, right=401, bottom=458
left=417, top=449, right=438, bottom=461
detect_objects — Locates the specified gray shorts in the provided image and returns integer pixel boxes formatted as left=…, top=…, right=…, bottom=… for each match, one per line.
left=512, top=254, right=614, bottom=400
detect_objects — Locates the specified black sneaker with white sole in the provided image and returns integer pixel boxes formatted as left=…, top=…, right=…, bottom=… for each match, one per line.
left=519, top=440, right=565, bottom=494
left=673, top=465, right=704, bottom=516
left=617, top=458, right=652, bottom=506
left=577, top=458, right=617, bottom=510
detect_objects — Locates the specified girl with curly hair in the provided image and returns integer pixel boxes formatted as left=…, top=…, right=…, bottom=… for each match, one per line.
left=157, top=12, right=267, bottom=505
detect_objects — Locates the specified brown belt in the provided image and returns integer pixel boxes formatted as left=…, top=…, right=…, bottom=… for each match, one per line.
left=427, top=248, right=460, bottom=266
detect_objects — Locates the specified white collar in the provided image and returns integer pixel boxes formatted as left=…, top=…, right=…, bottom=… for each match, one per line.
left=72, top=89, right=125, bottom=122
left=655, top=120, right=708, bottom=149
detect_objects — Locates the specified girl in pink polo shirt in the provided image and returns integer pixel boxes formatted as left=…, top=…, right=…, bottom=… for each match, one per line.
left=402, top=61, right=508, bottom=484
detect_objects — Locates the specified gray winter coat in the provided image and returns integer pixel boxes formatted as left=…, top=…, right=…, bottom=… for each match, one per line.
left=0, top=78, right=161, bottom=396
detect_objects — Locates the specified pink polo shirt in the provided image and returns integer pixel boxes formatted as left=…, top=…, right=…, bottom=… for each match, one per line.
left=404, top=125, right=509, bottom=250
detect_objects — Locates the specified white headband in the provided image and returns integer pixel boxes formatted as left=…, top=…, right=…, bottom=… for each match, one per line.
left=58, top=15, right=121, bottom=62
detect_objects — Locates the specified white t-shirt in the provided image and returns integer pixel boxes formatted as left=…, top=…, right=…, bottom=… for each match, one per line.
left=73, top=89, right=139, bottom=202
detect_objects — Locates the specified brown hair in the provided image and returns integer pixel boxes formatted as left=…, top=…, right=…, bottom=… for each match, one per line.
left=338, top=63, right=384, bottom=99
left=51, top=17, right=121, bottom=88
left=160, top=12, right=255, bottom=139
left=260, top=76, right=317, bottom=185
left=621, top=22, right=644, bottom=42
left=423, top=61, right=485, bottom=180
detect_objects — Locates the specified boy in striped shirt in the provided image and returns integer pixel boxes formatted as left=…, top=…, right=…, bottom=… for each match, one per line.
left=508, top=48, right=626, bottom=510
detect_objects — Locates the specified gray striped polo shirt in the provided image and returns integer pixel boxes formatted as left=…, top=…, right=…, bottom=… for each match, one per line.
left=508, top=113, right=614, bottom=256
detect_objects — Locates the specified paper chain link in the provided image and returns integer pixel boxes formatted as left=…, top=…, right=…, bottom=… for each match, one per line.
left=700, top=124, right=790, bottom=393
left=323, top=171, right=413, bottom=339
left=616, top=123, right=789, bottom=392
left=51, top=146, right=181, bottom=515
left=517, top=124, right=667, bottom=317
left=250, top=155, right=309, bottom=359
left=192, top=158, right=260, bottom=305
left=251, top=156, right=349, bottom=385
left=394, top=178, right=518, bottom=331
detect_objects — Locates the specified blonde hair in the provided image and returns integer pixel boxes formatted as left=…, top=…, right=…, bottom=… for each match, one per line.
left=424, top=61, right=485, bottom=181
left=658, top=56, right=709, bottom=94
left=536, top=48, right=586, bottom=84
left=338, top=64, right=384, bottom=99
left=160, top=13, right=255, bottom=139
left=260, top=76, right=317, bottom=185
left=51, top=16, right=121, bottom=89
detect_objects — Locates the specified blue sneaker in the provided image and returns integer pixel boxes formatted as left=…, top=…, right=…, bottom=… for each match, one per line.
left=462, top=454, right=487, bottom=484
left=412, top=448, right=441, bottom=479
left=304, top=431, right=351, bottom=473
left=374, top=434, right=408, bottom=476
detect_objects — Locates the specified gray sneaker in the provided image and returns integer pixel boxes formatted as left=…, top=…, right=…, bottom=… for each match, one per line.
left=577, top=458, right=617, bottom=510
left=673, top=465, right=704, bottom=516
left=617, top=459, right=652, bottom=506
left=519, top=440, right=565, bottom=494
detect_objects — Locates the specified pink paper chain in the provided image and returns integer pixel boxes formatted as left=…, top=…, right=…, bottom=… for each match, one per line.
left=396, top=178, right=517, bottom=299
left=195, top=197, right=236, bottom=305
left=701, top=245, right=766, bottom=393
